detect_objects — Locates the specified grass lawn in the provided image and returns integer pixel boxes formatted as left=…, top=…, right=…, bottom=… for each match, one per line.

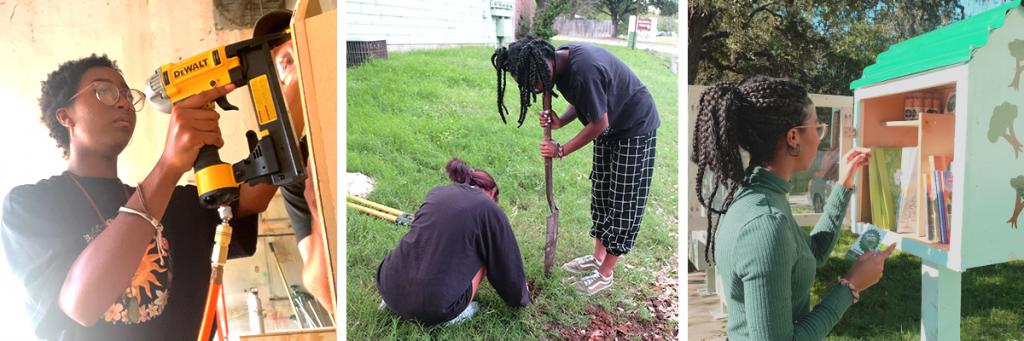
left=808, top=227, right=1024, bottom=339
left=346, top=41, right=679, bottom=339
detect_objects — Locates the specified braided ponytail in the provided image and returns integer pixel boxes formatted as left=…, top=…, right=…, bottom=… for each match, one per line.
left=692, top=76, right=810, bottom=265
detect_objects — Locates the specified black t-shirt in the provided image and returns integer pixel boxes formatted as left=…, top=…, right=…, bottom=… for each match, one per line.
left=1, top=172, right=258, bottom=340
left=281, top=137, right=311, bottom=241
left=376, top=184, right=529, bottom=325
left=554, top=43, right=660, bottom=140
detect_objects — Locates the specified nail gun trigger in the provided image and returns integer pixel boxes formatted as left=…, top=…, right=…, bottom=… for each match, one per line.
left=245, top=130, right=259, bottom=153
left=215, top=96, right=239, bottom=111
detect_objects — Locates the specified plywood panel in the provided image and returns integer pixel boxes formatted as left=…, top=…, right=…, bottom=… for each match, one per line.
left=860, top=95, right=919, bottom=148
left=292, top=1, right=338, bottom=315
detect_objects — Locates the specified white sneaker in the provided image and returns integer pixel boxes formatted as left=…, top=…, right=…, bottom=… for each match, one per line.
left=443, top=301, right=479, bottom=326
left=562, top=255, right=602, bottom=274
left=575, top=271, right=614, bottom=295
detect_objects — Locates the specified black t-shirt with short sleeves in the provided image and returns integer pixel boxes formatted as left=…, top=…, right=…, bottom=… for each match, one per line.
left=554, top=43, right=660, bottom=140
left=1, top=172, right=258, bottom=340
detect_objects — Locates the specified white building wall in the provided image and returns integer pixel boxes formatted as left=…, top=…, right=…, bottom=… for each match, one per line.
left=347, top=0, right=501, bottom=51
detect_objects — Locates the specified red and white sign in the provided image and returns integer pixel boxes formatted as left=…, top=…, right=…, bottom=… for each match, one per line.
left=637, top=18, right=653, bottom=31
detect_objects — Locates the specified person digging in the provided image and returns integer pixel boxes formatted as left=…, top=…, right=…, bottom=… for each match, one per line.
left=491, top=36, right=660, bottom=295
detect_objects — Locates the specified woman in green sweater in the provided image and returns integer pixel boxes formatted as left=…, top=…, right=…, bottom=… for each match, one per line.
left=692, top=76, right=895, bottom=340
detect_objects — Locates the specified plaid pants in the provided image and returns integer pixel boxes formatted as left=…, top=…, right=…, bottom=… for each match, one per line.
left=589, top=130, right=657, bottom=256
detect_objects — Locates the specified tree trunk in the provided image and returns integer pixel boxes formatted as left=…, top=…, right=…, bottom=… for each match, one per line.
left=1011, top=60, right=1023, bottom=91
left=609, top=6, right=619, bottom=37
left=688, top=5, right=712, bottom=84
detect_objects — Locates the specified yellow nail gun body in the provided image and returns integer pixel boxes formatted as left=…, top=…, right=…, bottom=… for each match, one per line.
left=145, top=31, right=305, bottom=208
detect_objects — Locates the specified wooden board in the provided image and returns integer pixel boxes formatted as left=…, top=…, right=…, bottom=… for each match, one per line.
left=293, top=0, right=338, bottom=317
left=239, top=328, right=336, bottom=341
left=859, top=94, right=919, bottom=148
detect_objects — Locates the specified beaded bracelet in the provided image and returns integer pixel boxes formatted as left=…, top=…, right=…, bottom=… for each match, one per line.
left=837, top=277, right=861, bottom=304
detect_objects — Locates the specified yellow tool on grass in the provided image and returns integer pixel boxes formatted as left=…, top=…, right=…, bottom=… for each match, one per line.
left=346, top=195, right=414, bottom=226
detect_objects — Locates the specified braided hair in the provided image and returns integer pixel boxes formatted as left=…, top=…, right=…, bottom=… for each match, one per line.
left=691, top=76, right=811, bottom=265
left=491, top=36, right=558, bottom=127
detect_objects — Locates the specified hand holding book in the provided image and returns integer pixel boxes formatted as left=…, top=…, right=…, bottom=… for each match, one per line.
left=843, top=242, right=897, bottom=294
left=840, top=147, right=873, bottom=189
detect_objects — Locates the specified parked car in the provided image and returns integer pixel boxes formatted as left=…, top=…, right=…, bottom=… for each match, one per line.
left=808, top=147, right=840, bottom=213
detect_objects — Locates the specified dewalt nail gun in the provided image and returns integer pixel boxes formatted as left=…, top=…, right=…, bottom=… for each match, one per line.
left=144, top=30, right=305, bottom=209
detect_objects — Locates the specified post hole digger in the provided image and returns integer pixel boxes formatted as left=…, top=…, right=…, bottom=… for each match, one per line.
left=144, top=28, right=305, bottom=341
left=540, top=93, right=560, bottom=277
left=347, top=194, right=414, bottom=226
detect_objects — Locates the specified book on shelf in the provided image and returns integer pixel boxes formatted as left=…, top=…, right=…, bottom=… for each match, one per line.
left=941, top=167, right=953, bottom=244
left=868, top=147, right=903, bottom=231
left=936, top=157, right=953, bottom=244
left=895, top=147, right=920, bottom=234
left=927, top=155, right=954, bottom=245
left=925, top=167, right=937, bottom=241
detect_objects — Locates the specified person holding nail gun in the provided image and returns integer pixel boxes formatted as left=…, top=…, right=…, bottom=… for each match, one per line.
left=0, top=54, right=279, bottom=340
left=251, top=9, right=334, bottom=316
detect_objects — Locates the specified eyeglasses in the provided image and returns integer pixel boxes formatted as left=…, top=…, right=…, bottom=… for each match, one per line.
left=66, top=80, right=145, bottom=112
left=793, top=123, right=830, bottom=141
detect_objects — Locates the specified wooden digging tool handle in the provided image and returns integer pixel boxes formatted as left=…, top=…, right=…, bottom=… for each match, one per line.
left=542, top=91, right=560, bottom=277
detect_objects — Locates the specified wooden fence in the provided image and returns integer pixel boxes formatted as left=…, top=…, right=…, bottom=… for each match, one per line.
left=553, top=17, right=613, bottom=37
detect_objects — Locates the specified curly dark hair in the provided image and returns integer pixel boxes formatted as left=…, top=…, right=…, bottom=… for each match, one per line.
left=691, top=76, right=811, bottom=265
left=39, top=54, right=122, bottom=158
left=491, top=36, right=558, bottom=127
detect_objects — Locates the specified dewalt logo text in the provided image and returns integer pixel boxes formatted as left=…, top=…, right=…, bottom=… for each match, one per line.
left=173, top=59, right=209, bottom=79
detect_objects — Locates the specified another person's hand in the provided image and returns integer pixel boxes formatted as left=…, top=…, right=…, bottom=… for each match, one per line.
left=540, top=139, right=561, bottom=159
left=843, top=243, right=896, bottom=293
left=539, top=109, right=562, bottom=129
left=839, top=147, right=872, bottom=189
left=159, top=85, right=235, bottom=175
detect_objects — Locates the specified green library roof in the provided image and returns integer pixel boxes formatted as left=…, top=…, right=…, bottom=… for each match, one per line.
left=850, top=1, right=1022, bottom=90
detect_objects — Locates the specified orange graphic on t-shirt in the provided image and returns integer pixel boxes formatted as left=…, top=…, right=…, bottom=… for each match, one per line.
left=129, top=241, right=167, bottom=304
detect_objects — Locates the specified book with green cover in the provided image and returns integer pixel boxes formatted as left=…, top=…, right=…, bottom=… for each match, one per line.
left=869, top=147, right=903, bottom=230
